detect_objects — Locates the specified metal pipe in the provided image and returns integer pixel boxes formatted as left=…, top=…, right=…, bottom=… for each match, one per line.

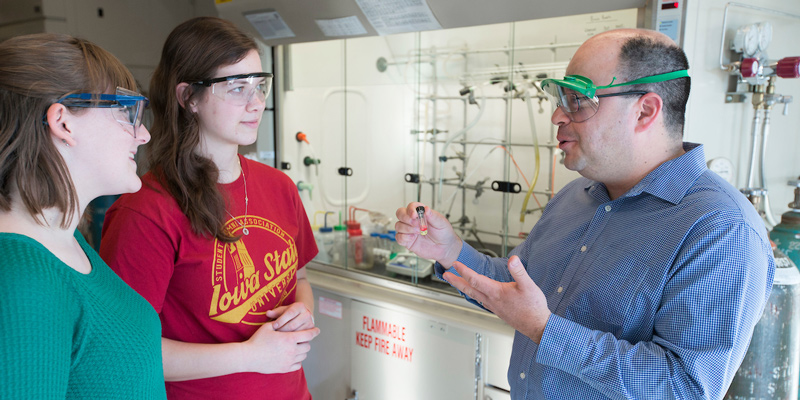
left=758, top=108, right=770, bottom=191
left=425, top=138, right=559, bottom=148
left=430, top=42, right=439, bottom=207
left=760, top=108, right=780, bottom=227
left=461, top=71, right=469, bottom=230
left=274, top=45, right=287, bottom=170
left=422, top=179, right=553, bottom=195
left=501, top=24, right=516, bottom=255
left=382, top=43, right=582, bottom=66
left=459, top=62, right=569, bottom=79
left=450, top=42, right=582, bottom=56
left=745, top=109, right=762, bottom=189
left=718, top=3, right=734, bottom=70
left=452, top=226, right=527, bottom=241
left=421, top=95, right=546, bottom=101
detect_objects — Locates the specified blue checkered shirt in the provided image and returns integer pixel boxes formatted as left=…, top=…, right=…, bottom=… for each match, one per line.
left=437, top=143, right=774, bottom=399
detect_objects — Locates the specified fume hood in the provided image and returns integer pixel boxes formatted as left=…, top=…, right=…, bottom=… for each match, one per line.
left=215, top=0, right=648, bottom=46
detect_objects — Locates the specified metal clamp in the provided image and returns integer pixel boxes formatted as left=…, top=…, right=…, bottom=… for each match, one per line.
left=491, top=180, right=522, bottom=193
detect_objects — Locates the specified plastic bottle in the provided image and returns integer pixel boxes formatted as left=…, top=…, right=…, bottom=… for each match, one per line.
left=331, top=224, right=347, bottom=266
left=388, top=234, right=404, bottom=259
left=347, top=222, right=369, bottom=270
left=364, top=232, right=380, bottom=267
left=372, top=234, right=390, bottom=266
left=314, top=226, right=334, bottom=263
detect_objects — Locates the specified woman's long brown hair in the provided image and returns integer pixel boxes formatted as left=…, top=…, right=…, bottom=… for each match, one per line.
left=0, top=33, right=137, bottom=228
left=147, top=17, right=259, bottom=242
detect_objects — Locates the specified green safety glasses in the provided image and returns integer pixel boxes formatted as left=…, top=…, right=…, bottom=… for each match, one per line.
left=191, top=72, right=273, bottom=106
left=55, top=87, right=149, bottom=138
left=541, top=69, right=689, bottom=123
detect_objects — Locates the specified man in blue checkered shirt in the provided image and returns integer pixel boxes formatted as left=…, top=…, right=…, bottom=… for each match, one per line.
left=396, top=28, right=774, bottom=399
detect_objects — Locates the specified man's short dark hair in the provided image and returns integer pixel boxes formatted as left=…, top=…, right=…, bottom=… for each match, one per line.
left=617, top=36, right=690, bottom=137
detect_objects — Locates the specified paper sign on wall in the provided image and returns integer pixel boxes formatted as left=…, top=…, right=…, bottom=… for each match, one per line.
left=245, top=11, right=295, bottom=40
left=355, top=0, right=442, bottom=36
left=319, top=296, right=343, bottom=319
left=316, top=16, right=368, bottom=37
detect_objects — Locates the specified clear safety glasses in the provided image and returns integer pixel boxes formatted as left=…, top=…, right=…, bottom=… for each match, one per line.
left=191, top=72, right=273, bottom=106
left=56, top=87, right=149, bottom=138
left=541, top=69, right=689, bottom=123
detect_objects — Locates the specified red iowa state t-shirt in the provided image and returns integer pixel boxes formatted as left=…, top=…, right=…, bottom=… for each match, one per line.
left=100, top=156, right=318, bottom=400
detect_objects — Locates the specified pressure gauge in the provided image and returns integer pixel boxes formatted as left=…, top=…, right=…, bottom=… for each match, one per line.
left=732, top=24, right=759, bottom=57
left=707, top=157, right=735, bottom=184
left=757, top=22, right=772, bottom=53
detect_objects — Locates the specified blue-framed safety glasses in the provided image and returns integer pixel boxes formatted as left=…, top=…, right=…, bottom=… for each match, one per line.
left=191, top=72, right=273, bottom=106
left=541, top=69, right=689, bottom=122
left=55, top=87, right=149, bottom=138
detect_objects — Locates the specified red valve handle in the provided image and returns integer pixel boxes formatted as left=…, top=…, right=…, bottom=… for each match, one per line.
left=740, top=58, right=759, bottom=78
left=777, top=57, right=800, bottom=79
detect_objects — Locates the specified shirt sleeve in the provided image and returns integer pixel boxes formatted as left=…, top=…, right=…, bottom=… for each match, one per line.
left=0, top=255, right=73, bottom=399
left=100, top=205, right=176, bottom=313
left=535, top=220, right=773, bottom=400
left=434, top=240, right=522, bottom=309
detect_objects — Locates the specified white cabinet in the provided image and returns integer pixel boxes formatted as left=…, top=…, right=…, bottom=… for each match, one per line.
left=305, top=264, right=515, bottom=400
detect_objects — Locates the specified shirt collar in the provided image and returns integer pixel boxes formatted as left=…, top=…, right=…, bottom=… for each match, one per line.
left=584, top=142, right=707, bottom=204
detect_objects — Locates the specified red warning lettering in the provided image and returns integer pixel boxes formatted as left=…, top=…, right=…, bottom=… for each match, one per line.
left=357, top=315, right=415, bottom=362
left=355, top=332, right=373, bottom=349
left=362, top=316, right=406, bottom=342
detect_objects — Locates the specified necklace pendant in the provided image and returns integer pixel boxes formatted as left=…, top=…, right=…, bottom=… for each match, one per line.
left=242, top=227, right=250, bottom=236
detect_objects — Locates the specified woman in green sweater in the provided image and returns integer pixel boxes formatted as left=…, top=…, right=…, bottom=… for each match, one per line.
left=0, top=34, right=166, bottom=399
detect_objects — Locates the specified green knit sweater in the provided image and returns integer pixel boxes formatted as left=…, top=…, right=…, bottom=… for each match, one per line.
left=0, top=231, right=166, bottom=399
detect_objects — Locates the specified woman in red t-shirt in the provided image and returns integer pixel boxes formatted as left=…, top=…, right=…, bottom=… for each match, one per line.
left=100, top=17, right=320, bottom=400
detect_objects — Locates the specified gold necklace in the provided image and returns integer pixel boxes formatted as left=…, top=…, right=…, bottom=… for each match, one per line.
left=225, top=160, right=249, bottom=235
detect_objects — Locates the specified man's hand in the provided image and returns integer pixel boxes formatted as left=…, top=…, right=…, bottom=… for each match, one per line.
left=444, top=256, right=551, bottom=343
left=394, top=202, right=463, bottom=268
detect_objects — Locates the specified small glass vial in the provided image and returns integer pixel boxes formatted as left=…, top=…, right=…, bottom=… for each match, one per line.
left=416, top=206, right=428, bottom=236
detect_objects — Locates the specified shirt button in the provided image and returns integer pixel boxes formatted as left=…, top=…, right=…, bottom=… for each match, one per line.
left=604, top=205, right=612, bottom=212
left=557, top=286, right=563, bottom=293
left=520, top=372, right=526, bottom=379
left=580, top=245, right=587, bottom=252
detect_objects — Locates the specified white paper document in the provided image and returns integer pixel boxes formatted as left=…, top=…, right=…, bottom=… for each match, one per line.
left=245, top=11, right=296, bottom=40
left=316, top=16, right=368, bottom=37
left=355, top=0, right=442, bottom=36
